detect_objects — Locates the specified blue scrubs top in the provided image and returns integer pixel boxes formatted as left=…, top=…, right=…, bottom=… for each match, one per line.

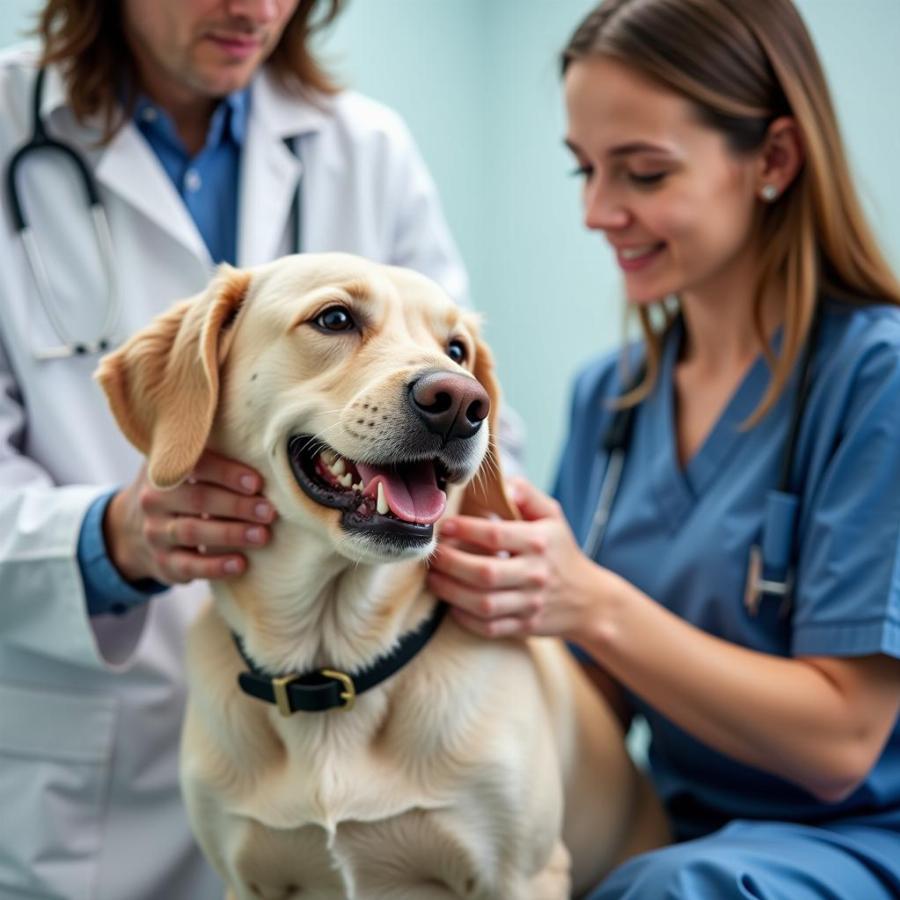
left=555, top=299, right=900, bottom=843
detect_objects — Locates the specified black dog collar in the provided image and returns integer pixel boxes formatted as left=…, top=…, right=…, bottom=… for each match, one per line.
left=232, top=602, right=448, bottom=715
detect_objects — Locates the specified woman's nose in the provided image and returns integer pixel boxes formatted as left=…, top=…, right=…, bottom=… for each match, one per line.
left=583, top=181, right=630, bottom=232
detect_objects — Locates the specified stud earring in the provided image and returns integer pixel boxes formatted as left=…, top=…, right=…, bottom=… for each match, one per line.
left=760, top=184, right=779, bottom=202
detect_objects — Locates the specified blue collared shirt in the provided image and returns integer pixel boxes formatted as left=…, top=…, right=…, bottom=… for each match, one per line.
left=134, top=90, right=249, bottom=264
left=79, top=91, right=249, bottom=616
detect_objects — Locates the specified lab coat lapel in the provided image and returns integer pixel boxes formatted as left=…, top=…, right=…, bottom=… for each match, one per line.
left=238, top=70, right=329, bottom=266
left=94, top=124, right=211, bottom=266
left=38, top=61, right=211, bottom=267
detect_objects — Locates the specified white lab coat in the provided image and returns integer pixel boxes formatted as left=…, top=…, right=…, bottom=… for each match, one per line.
left=0, top=45, right=472, bottom=900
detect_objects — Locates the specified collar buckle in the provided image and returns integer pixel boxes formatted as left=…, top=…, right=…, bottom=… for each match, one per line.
left=321, top=668, right=356, bottom=711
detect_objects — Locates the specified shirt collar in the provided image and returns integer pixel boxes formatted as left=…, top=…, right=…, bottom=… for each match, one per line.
left=221, top=88, right=250, bottom=144
left=132, top=87, right=251, bottom=154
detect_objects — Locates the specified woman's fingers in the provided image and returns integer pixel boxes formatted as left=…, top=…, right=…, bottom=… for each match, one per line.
left=430, top=542, right=544, bottom=591
left=506, top=476, right=562, bottom=522
left=426, top=568, right=538, bottom=621
left=429, top=480, right=593, bottom=641
left=438, top=515, right=549, bottom=556
left=449, top=606, right=532, bottom=638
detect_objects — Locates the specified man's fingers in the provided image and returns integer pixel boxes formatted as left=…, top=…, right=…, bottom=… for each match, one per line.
left=161, top=516, right=271, bottom=552
left=161, top=549, right=247, bottom=584
left=142, top=482, right=276, bottom=523
left=190, top=449, right=263, bottom=495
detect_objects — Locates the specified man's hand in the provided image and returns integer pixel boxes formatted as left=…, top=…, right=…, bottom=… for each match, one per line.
left=104, top=449, right=277, bottom=585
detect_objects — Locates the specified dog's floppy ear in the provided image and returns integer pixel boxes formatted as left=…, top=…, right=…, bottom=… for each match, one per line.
left=460, top=333, right=520, bottom=521
left=95, top=265, right=251, bottom=489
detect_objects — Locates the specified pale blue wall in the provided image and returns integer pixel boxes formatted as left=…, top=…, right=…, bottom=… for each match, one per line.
left=4, top=1, right=899, bottom=488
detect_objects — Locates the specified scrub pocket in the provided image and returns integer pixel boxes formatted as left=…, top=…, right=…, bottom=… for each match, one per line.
left=0, top=681, right=116, bottom=900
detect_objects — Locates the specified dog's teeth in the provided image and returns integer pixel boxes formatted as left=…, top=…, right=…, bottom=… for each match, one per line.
left=338, top=472, right=353, bottom=488
left=352, top=481, right=362, bottom=492
left=321, top=449, right=337, bottom=466
left=331, top=458, right=346, bottom=476
left=376, top=482, right=389, bottom=516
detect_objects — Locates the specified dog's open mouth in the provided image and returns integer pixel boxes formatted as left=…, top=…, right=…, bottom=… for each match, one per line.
left=288, top=436, right=453, bottom=542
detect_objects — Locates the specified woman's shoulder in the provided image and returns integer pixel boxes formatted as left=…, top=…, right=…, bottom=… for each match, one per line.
left=818, top=298, right=900, bottom=379
left=821, top=297, right=900, bottom=346
left=813, top=298, right=900, bottom=426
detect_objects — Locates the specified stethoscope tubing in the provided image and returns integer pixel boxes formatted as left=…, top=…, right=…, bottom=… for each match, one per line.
left=6, top=67, right=119, bottom=357
left=586, top=310, right=821, bottom=614
left=5, top=68, right=305, bottom=360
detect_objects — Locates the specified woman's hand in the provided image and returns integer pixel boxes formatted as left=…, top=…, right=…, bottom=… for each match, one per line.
left=427, top=476, right=605, bottom=639
left=104, top=449, right=277, bottom=585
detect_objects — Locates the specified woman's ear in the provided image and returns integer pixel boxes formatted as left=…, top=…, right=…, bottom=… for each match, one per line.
left=459, top=328, right=519, bottom=521
left=757, top=115, right=804, bottom=198
left=94, top=265, right=251, bottom=489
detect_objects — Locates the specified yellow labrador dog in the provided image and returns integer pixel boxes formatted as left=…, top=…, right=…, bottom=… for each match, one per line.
left=96, top=253, right=667, bottom=900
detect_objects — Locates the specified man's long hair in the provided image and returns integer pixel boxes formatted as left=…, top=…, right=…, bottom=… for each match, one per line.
left=36, top=0, right=345, bottom=142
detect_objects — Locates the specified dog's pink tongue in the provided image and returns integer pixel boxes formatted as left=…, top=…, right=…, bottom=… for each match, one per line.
left=357, top=461, right=446, bottom=524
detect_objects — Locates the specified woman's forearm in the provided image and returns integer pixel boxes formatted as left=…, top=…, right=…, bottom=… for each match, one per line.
left=580, top=569, right=897, bottom=802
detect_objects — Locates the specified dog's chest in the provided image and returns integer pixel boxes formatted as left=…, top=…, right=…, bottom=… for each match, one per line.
left=221, top=799, right=500, bottom=899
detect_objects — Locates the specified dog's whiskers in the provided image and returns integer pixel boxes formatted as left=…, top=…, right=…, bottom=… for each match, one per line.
left=295, top=422, right=345, bottom=458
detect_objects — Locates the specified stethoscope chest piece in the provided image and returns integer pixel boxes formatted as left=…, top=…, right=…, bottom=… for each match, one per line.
left=744, top=488, right=799, bottom=617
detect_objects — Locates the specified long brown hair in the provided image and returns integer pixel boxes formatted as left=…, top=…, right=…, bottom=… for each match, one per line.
left=36, top=0, right=345, bottom=143
left=562, top=0, right=900, bottom=422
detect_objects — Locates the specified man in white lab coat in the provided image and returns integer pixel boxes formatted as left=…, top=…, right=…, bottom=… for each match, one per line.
left=0, top=2, right=518, bottom=897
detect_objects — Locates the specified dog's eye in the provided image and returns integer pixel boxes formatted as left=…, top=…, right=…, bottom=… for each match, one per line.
left=447, top=339, right=467, bottom=365
left=314, top=306, right=356, bottom=333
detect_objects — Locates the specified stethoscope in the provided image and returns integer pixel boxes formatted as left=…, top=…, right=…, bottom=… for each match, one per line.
left=5, top=68, right=119, bottom=359
left=4, top=67, right=304, bottom=360
left=584, top=308, right=822, bottom=618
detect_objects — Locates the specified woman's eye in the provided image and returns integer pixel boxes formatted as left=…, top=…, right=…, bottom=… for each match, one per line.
left=570, top=163, right=594, bottom=181
left=447, top=339, right=467, bottom=364
left=314, top=306, right=356, bottom=332
left=628, top=171, right=667, bottom=187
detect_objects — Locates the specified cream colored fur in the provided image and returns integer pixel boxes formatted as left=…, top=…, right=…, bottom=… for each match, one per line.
left=96, top=253, right=668, bottom=900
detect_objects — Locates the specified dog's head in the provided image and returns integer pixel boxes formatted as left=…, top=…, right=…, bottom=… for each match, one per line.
left=96, top=253, right=515, bottom=564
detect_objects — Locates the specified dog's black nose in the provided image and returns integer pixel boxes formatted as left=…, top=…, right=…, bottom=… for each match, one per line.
left=408, top=369, right=489, bottom=441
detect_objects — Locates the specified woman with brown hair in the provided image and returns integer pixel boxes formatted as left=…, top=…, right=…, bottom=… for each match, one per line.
left=429, top=0, right=900, bottom=894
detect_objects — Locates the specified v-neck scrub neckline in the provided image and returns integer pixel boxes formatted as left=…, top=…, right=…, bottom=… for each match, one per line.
left=645, top=318, right=791, bottom=533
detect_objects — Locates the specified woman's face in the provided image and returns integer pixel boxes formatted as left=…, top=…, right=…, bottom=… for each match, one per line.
left=564, top=57, right=763, bottom=306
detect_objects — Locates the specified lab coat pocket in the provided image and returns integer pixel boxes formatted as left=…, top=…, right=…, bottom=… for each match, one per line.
left=0, top=681, right=116, bottom=900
